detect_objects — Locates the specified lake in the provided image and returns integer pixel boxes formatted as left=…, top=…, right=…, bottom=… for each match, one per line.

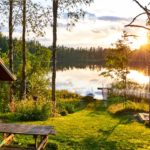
left=55, top=66, right=150, bottom=100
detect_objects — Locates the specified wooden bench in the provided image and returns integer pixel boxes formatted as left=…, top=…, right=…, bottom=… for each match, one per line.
left=0, top=123, right=55, bottom=150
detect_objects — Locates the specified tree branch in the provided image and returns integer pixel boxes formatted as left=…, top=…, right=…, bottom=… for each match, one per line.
left=125, top=0, right=150, bottom=30
left=125, top=24, right=150, bottom=30
left=125, top=12, right=145, bottom=27
left=134, top=0, right=147, bottom=12
left=134, top=0, right=150, bottom=21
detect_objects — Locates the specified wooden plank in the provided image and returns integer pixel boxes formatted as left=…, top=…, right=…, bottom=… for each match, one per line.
left=0, top=123, right=55, bottom=135
left=0, top=134, right=14, bottom=147
left=0, top=58, right=16, bottom=81
left=37, top=136, right=48, bottom=150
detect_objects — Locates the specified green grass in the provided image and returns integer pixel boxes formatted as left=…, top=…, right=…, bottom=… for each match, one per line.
left=4, top=101, right=150, bottom=150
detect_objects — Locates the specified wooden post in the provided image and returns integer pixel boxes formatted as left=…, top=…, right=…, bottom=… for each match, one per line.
left=37, top=136, right=48, bottom=150
left=33, top=135, right=38, bottom=149
left=0, top=134, right=14, bottom=147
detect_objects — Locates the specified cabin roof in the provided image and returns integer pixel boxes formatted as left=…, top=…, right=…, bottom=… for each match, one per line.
left=0, top=58, right=16, bottom=81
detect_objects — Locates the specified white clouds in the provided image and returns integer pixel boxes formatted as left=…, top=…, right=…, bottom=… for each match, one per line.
left=51, top=0, right=150, bottom=48
left=1, top=0, right=149, bottom=48
left=32, top=15, right=144, bottom=48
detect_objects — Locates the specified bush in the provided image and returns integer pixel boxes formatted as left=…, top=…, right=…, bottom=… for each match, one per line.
left=60, top=110, right=68, bottom=116
left=12, top=98, right=51, bottom=121
left=107, top=100, right=149, bottom=115
left=56, top=90, right=80, bottom=99
left=82, top=96, right=95, bottom=102
left=66, top=104, right=75, bottom=114
left=58, top=100, right=78, bottom=115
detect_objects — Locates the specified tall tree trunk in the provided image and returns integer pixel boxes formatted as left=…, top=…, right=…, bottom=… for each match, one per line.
left=9, top=0, right=13, bottom=73
left=9, top=0, right=15, bottom=112
left=21, top=0, right=26, bottom=100
left=52, top=0, right=58, bottom=116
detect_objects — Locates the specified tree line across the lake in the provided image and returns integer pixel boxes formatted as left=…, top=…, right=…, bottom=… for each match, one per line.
left=56, top=44, right=150, bottom=70
left=1, top=32, right=150, bottom=70
left=1, top=32, right=150, bottom=71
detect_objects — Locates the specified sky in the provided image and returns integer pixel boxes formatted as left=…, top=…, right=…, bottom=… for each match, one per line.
left=38, top=0, right=149, bottom=49
left=3, top=0, right=150, bottom=49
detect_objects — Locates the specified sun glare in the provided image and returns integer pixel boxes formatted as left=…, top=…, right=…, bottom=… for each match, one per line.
left=128, top=70, right=149, bottom=84
left=131, top=30, right=148, bottom=49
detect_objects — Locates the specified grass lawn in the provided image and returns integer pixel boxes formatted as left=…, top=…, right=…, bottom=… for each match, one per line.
left=9, top=101, right=150, bottom=150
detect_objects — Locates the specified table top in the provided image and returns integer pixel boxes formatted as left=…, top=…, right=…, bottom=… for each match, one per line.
left=0, top=123, right=55, bottom=135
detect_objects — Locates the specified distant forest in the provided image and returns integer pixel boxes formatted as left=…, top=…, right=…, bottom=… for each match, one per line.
left=56, top=45, right=150, bottom=70
left=0, top=33, right=150, bottom=70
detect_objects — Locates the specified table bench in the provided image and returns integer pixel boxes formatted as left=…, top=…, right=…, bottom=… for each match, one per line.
left=0, top=123, right=55, bottom=150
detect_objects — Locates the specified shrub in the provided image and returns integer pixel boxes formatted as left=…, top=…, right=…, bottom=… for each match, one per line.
left=107, top=100, right=149, bottom=114
left=56, top=90, right=80, bottom=99
left=12, top=98, right=51, bottom=121
left=66, top=104, right=75, bottom=114
left=82, top=96, right=95, bottom=102
left=58, top=100, right=79, bottom=115
left=60, top=110, right=68, bottom=116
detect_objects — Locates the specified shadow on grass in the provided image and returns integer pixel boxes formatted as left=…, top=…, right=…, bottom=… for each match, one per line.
left=108, top=108, right=145, bottom=125
left=50, top=136, right=118, bottom=150
left=81, top=136, right=117, bottom=150
left=86, top=101, right=108, bottom=116
left=86, top=100, right=135, bottom=125
left=75, top=100, right=89, bottom=111
left=110, top=113, right=134, bottom=125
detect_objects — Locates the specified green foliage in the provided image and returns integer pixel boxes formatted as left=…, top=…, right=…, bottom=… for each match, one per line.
left=12, top=99, right=51, bottom=121
left=0, top=83, right=10, bottom=112
left=0, top=98, right=150, bottom=149
left=65, top=103, right=75, bottom=114
left=27, top=73, right=50, bottom=100
left=58, top=100, right=78, bottom=115
left=0, top=33, right=52, bottom=102
left=82, top=95, right=95, bottom=102
left=107, top=99, right=149, bottom=114
left=102, top=31, right=131, bottom=82
left=59, top=102, right=76, bottom=115
left=0, top=33, right=8, bottom=53
left=107, top=95, right=123, bottom=104
left=126, top=100, right=149, bottom=112
left=56, top=90, right=81, bottom=99
left=10, top=100, right=150, bottom=149
left=56, top=91, right=95, bottom=116
left=13, top=39, right=51, bottom=93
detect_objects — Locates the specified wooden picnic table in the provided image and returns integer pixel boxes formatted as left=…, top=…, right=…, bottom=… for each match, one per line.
left=0, top=123, right=55, bottom=150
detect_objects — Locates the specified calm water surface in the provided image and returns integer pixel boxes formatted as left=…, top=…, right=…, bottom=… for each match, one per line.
left=55, top=67, right=149, bottom=100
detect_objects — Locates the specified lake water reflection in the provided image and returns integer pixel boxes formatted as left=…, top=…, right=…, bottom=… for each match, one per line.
left=55, top=67, right=149, bottom=100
